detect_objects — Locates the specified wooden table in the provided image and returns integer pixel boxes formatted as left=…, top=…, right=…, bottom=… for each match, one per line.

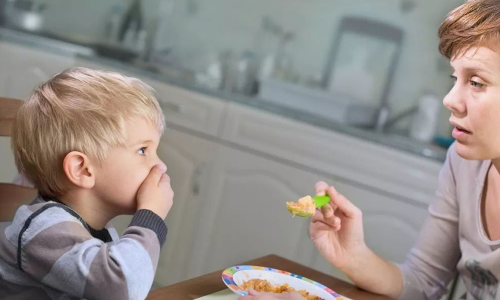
left=147, top=255, right=392, bottom=300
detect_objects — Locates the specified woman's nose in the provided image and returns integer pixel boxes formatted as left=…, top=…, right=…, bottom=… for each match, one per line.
left=443, top=84, right=466, bottom=115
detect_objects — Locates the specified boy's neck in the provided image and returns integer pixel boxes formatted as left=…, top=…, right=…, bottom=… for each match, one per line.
left=59, top=189, right=117, bottom=230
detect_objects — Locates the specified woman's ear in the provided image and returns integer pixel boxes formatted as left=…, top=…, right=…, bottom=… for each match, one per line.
left=62, top=151, right=95, bottom=189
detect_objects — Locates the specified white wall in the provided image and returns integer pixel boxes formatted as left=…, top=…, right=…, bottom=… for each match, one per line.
left=155, top=0, right=464, bottom=136
left=32, top=0, right=465, bottom=136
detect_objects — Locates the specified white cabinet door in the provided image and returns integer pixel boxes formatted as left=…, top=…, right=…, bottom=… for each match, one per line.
left=219, top=102, right=434, bottom=286
left=187, top=145, right=322, bottom=279
left=155, top=128, right=217, bottom=286
left=111, top=128, right=217, bottom=287
left=222, top=102, right=442, bottom=208
left=0, top=41, right=75, bottom=99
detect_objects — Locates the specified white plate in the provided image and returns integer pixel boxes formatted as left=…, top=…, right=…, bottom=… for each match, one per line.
left=222, top=265, right=342, bottom=300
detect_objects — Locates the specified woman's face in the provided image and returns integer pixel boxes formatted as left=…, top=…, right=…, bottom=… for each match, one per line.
left=443, top=46, right=500, bottom=161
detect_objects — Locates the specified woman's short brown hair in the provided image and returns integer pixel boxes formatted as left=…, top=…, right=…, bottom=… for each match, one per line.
left=439, top=0, right=500, bottom=59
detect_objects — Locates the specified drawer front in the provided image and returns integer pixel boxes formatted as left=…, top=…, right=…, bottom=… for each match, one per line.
left=222, top=102, right=442, bottom=207
left=147, top=80, right=225, bottom=137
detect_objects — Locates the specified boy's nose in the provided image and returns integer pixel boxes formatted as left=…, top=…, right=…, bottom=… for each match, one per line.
left=156, top=161, right=167, bottom=173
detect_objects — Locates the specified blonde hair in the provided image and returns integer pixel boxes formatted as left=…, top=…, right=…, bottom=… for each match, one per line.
left=11, top=67, right=165, bottom=197
left=439, top=0, right=500, bottom=59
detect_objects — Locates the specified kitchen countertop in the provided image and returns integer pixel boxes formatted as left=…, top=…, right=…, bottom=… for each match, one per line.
left=0, top=26, right=448, bottom=162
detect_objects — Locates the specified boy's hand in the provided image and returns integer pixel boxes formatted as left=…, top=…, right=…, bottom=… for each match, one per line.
left=136, top=165, right=174, bottom=219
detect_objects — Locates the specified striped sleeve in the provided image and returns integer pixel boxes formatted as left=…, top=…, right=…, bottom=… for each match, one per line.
left=9, top=206, right=167, bottom=300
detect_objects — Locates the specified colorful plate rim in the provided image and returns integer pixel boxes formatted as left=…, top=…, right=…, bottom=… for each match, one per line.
left=221, top=265, right=341, bottom=299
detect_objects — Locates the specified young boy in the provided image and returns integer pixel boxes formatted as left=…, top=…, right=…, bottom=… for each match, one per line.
left=0, top=67, right=174, bottom=300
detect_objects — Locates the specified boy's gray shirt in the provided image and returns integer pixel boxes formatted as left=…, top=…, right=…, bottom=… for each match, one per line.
left=0, top=197, right=167, bottom=300
left=398, top=143, right=500, bottom=300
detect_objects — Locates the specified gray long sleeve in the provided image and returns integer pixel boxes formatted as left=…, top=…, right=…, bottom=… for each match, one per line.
left=397, top=143, right=500, bottom=299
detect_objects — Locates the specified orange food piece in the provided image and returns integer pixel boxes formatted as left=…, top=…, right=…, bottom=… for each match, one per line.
left=241, top=279, right=324, bottom=300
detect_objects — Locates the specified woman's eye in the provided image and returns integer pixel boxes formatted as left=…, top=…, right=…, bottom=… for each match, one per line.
left=138, top=147, right=147, bottom=156
left=470, top=80, right=484, bottom=89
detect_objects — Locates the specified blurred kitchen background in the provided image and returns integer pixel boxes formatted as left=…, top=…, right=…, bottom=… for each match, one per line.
left=0, top=0, right=466, bottom=299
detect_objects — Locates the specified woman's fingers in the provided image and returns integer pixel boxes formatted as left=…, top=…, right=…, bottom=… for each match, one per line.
left=315, top=181, right=329, bottom=196
left=327, top=186, right=360, bottom=219
left=321, top=203, right=336, bottom=224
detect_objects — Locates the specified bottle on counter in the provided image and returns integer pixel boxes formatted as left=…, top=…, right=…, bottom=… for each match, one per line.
left=409, top=93, right=441, bottom=143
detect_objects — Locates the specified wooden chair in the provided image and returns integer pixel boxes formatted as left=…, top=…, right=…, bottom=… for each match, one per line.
left=0, top=97, right=37, bottom=222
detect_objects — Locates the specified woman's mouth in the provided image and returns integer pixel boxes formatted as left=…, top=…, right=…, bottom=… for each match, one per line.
left=452, top=126, right=472, bottom=139
left=450, top=121, right=473, bottom=139
left=455, top=126, right=471, bottom=134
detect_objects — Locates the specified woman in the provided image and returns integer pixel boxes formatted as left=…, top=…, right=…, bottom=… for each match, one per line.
left=242, top=0, right=500, bottom=299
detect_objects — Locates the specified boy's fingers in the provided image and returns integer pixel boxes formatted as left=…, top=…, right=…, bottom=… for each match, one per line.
left=145, top=165, right=166, bottom=186
left=159, top=173, right=171, bottom=185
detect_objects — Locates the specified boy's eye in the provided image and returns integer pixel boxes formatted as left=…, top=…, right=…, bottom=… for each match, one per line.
left=137, top=147, right=147, bottom=156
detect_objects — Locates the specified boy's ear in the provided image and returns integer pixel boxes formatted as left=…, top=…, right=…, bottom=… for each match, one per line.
left=62, top=151, right=95, bottom=189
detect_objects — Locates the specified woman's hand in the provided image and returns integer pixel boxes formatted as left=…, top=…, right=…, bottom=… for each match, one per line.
left=310, top=181, right=368, bottom=271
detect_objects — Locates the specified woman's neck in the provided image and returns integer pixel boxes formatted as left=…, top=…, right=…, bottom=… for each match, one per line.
left=493, top=157, right=500, bottom=176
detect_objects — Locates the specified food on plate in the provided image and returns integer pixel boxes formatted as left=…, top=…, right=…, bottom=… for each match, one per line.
left=241, top=279, right=324, bottom=300
left=286, top=195, right=316, bottom=217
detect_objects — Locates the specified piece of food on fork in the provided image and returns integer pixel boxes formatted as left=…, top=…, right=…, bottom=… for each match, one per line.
left=286, top=195, right=331, bottom=217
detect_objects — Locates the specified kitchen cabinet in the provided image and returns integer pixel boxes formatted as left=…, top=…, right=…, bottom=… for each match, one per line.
left=186, top=144, right=322, bottom=279
left=0, top=41, right=74, bottom=99
left=74, top=52, right=444, bottom=294
left=0, top=35, right=459, bottom=298
left=221, top=102, right=442, bottom=208
left=218, top=101, right=439, bottom=289
left=104, top=73, right=441, bottom=291
left=155, top=129, right=217, bottom=286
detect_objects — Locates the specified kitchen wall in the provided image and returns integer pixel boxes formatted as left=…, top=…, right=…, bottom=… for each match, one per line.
left=22, top=0, right=464, bottom=136
left=151, top=0, right=463, bottom=136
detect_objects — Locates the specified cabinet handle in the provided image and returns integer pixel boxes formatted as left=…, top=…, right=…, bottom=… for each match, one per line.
left=191, top=163, right=206, bottom=196
left=160, top=101, right=184, bottom=113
